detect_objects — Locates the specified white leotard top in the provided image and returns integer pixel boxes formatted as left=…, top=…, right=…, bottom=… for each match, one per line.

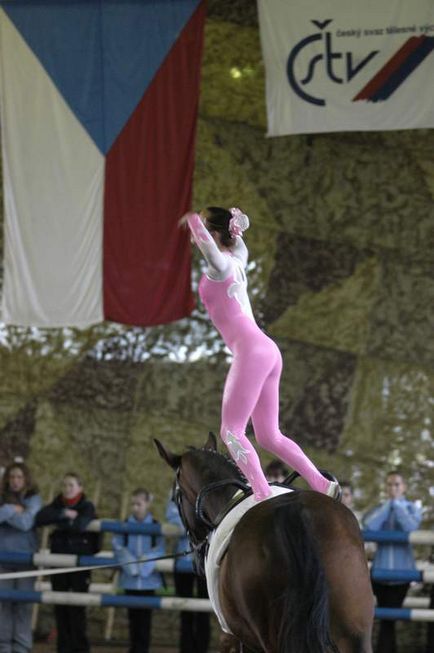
left=187, top=213, right=255, bottom=323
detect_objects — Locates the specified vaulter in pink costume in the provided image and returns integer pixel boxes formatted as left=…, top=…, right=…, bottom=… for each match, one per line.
left=185, top=207, right=340, bottom=501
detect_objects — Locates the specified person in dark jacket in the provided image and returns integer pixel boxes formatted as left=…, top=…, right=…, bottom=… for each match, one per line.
left=35, top=472, right=97, bottom=653
left=0, top=462, right=42, bottom=653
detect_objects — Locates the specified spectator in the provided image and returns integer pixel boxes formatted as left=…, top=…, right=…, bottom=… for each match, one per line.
left=340, top=480, right=376, bottom=560
left=35, top=472, right=98, bottom=653
left=363, top=470, right=422, bottom=653
left=340, top=480, right=363, bottom=524
left=112, top=488, right=165, bottom=653
left=341, top=480, right=355, bottom=510
left=166, top=495, right=210, bottom=653
left=264, top=460, right=288, bottom=484
left=0, top=462, right=42, bottom=653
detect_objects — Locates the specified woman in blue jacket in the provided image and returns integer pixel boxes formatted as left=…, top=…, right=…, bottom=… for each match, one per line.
left=112, top=488, right=165, bottom=653
left=363, top=470, right=422, bottom=653
left=0, top=462, right=42, bottom=653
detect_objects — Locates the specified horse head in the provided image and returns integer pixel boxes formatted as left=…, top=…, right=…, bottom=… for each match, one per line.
left=154, top=432, right=247, bottom=546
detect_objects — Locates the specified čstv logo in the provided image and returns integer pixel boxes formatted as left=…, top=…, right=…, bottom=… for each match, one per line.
left=287, top=20, right=434, bottom=106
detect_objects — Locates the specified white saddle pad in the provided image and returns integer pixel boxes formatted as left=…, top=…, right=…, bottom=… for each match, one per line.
left=204, top=485, right=293, bottom=634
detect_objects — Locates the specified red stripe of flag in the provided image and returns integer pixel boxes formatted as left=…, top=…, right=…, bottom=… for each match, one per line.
left=353, top=36, right=425, bottom=101
left=103, top=2, right=205, bottom=326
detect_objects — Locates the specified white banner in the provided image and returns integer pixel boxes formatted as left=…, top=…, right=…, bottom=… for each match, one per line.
left=257, top=0, right=434, bottom=135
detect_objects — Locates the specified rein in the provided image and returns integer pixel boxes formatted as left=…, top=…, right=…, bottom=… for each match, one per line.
left=173, top=465, right=250, bottom=573
left=195, top=479, right=251, bottom=530
left=0, top=549, right=193, bottom=581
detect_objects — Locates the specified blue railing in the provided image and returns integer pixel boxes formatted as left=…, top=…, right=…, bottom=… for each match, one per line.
left=1, top=525, right=433, bottom=622
left=0, top=589, right=432, bottom=621
left=83, top=519, right=434, bottom=546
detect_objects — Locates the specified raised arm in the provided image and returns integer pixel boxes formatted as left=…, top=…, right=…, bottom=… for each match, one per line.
left=230, top=235, right=248, bottom=268
left=362, top=501, right=392, bottom=530
left=392, top=500, right=422, bottom=532
left=185, top=213, right=231, bottom=280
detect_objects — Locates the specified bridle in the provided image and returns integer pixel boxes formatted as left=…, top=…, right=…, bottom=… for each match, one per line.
left=173, top=463, right=250, bottom=565
left=173, top=460, right=302, bottom=543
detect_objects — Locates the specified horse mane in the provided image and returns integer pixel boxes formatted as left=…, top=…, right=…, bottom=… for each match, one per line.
left=185, top=446, right=246, bottom=486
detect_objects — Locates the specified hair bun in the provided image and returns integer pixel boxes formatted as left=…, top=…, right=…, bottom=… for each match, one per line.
left=228, top=207, right=250, bottom=237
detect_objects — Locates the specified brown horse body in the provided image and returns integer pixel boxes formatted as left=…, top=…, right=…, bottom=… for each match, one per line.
left=155, top=435, right=374, bottom=653
left=220, top=492, right=374, bottom=652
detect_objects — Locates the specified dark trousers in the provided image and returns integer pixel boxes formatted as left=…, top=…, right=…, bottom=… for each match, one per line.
left=125, top=590, right=155, bottom=653
left=51, top=571, right=90, bottom=653
left=174, top=572, right=210, bottom=653
left=372, top=582, right=409, bottom=653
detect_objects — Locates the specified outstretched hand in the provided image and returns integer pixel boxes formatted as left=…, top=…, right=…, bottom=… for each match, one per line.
left=178, top=211, right=204, bottom=229
left=178, top=212, right=194, bottom=228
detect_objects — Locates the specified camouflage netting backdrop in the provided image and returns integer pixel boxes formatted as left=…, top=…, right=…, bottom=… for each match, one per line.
left=1, top=4, right=433, bottom=649
left=0, top=0, right=433, bottom=525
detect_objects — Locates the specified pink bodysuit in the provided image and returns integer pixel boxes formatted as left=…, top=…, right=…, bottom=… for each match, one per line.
left=187, top=213, right=331, bottom=500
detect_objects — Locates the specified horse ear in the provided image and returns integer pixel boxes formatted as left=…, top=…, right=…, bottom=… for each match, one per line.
left=204, top=431, right=218, bottom=451
left=154, top=439, right=181, bottom=470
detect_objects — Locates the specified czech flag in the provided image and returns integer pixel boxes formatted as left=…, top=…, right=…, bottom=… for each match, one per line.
left=0, top=0, right=205, bottom=327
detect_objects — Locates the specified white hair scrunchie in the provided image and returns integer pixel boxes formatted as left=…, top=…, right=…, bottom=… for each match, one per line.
left=228, top=207, right=250, bottom=237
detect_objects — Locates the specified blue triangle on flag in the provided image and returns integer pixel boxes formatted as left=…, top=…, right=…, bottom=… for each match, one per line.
left=2, top=0, right=201, bottom=154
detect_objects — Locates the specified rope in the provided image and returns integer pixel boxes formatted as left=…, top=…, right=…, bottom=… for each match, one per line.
left=0, top=549, right=193, bottom=581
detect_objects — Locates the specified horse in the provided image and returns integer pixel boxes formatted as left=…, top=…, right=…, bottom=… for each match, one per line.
left=155, top=433, right=374, bottom=653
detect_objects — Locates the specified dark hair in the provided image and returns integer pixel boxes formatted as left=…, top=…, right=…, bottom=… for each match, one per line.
left=205, top=206, right=236, bottom=248
left=264, top=460, right=288, bottom=477
left=1, top=462, right=39, bottom=500
left=340, top=480, right=353, bottom=492
left=132, top=487, right=151, bottom=501
left=63, top=472, right=83, bottom=486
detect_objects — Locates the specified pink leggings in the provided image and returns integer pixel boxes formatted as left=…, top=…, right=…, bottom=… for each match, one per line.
left=221, top=337, right=329, bottom=500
